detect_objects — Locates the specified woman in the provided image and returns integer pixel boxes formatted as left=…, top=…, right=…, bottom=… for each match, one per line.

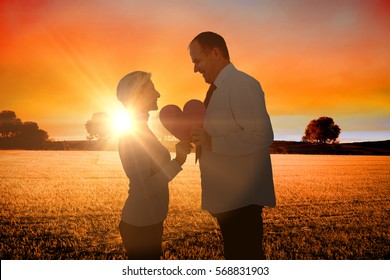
left=116, top=71, right=192, bottom=259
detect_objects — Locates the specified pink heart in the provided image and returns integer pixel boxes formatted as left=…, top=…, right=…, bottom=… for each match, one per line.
left=159, top=99, right=206, bottom=141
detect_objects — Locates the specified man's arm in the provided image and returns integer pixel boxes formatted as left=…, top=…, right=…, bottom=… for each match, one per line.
left=212, top=79, right=274, bottom=156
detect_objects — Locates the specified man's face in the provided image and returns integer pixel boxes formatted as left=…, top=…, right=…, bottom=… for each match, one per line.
left=189, top=40, right=217, bottom=84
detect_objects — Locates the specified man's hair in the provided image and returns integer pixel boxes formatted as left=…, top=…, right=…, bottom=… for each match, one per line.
left=191, top=31, right=230, bottom=60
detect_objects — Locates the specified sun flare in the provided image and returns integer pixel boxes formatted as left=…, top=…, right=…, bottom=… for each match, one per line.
left=112, top=109, right=133, bottom=135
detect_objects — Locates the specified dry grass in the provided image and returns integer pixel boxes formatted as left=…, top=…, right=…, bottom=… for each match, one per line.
left=0, top=151, right=389, bottom=259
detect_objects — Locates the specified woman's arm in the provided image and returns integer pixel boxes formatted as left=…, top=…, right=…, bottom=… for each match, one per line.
left=119, top=137, right=182, bottom=199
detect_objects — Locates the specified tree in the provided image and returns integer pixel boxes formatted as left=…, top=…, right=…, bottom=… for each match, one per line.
left=16, top=122, right=49, bottom=149
left=0, top=110, right=49, bottom=149
left=302, top=116, right=341, bottom=144
left=0, top=110, right=22, bottom=138
left=85, top=112, right=112, bottom=140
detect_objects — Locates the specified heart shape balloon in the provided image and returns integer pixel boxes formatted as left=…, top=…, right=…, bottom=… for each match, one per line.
left=159, top=99, right=206, bottom=141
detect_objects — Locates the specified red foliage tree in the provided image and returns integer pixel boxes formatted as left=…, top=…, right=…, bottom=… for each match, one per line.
left=302, top=117, right=341, bottom=144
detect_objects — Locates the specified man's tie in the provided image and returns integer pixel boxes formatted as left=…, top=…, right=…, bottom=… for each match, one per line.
left=204, top=83, right=217, bottom=108
left=196, top=83, right=217, bottom=162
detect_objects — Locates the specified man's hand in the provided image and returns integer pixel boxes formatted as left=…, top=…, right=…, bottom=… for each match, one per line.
left=191, top=127, right=212, bottom=151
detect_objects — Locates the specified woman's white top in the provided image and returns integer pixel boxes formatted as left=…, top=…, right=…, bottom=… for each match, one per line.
left=118, top=113, right=182, bottom=226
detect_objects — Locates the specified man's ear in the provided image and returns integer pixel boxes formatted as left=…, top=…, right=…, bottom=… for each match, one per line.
left=212, top=47, right=221, bottom=59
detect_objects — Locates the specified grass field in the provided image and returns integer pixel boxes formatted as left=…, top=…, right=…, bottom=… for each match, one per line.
left=0, top=151, right=389, bottom=260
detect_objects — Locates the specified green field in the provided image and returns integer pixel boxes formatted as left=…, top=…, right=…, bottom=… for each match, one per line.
left=0, top=151, right=389, bottom=259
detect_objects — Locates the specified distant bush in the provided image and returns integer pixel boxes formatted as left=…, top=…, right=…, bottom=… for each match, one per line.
left=0, top=110, right=49, bottom=149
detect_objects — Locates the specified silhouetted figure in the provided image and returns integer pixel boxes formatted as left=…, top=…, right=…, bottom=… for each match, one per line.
left=116, top=71, right=191, bottom=259
left=189, top=32, right=276, bottom=260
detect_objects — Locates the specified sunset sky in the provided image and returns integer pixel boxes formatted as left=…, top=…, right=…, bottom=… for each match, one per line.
left=1, top=0, right=389, bottom=142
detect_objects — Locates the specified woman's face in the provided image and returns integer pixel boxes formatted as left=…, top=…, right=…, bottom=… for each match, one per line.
left=138, top=79, right=160, bottom=112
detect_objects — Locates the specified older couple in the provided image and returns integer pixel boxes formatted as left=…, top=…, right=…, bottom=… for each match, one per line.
left=116, top=32, right=275, bottom=260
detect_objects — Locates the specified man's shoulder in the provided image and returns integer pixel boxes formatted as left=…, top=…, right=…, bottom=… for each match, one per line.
left=227, top=65, right=257, bottom=81
left=228, top=68, right=260, bottom=89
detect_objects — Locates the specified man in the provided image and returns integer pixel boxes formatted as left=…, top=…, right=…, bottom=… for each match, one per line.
left=189, top=31, right=276, bottom=260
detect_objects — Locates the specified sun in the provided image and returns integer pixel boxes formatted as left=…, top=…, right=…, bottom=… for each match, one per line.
left=111, top=109, right=133, bottom=135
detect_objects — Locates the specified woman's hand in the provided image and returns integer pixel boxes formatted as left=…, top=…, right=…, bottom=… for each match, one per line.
left=174, top=141, right=192, bottom=166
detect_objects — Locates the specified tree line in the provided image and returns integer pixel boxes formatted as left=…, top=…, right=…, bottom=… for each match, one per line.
left=0, top=111, right=49, bottom=149
left=0, top=109, right=341, bottom=150
left=85, top=112, right=341, bottom=144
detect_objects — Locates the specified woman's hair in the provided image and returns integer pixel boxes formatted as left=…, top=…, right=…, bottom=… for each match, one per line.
left=117, top=71, right=151, bottom=105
